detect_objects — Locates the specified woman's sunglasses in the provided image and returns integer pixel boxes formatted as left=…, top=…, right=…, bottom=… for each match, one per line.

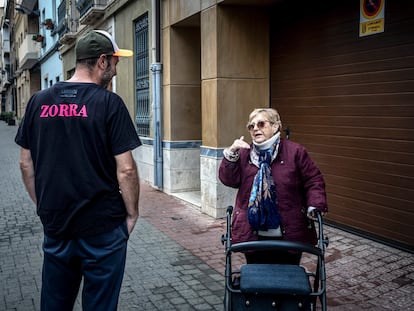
left=246, top=120, right=273, bottom=131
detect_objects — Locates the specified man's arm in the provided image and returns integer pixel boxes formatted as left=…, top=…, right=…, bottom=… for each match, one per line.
left=19, top=148, right=37, bottom=205
left=115, top=150, right=140, bottom=234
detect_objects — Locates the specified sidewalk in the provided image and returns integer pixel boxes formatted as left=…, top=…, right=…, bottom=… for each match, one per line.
left=141, top=184, right=414, bottom=311
left=0, top=122, right=224, bottom=311
left=1, top=120, right=413, bottom=310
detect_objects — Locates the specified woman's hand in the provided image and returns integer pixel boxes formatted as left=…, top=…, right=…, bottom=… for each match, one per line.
left=229, top=136, right=251, bottom=152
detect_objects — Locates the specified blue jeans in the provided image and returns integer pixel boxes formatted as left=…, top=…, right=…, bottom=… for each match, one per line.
left=41, top=222, right=129, bottom=311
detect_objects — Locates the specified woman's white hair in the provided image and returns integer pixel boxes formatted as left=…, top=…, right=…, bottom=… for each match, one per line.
left=248, top=108, right=282, bottom=132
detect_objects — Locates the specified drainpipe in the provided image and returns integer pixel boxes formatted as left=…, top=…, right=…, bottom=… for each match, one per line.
left=151, top=0, right=163, bottom=189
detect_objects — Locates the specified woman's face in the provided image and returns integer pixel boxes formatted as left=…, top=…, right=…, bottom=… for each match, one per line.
left=247, top=112, right=279, bottom=143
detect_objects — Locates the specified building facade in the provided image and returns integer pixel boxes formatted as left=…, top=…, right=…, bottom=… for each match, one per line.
left=1, top=0, right=16, bottom=116
left=38, top=0, right=63, bottom=90
left=1, top=0, right=413, bottom=251
left=14, top=0, right=41, bottom=120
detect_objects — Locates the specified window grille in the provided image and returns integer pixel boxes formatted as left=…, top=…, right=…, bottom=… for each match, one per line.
left=134, top=13, right=150, bottom=137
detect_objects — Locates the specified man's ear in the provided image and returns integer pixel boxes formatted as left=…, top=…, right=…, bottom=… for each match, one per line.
left=98, top=55, right=107, bottom=69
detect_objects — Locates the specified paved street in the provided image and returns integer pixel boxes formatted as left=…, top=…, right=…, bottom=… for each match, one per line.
left=0, top=122, right=223, bottom=310
left=1, top=120, right=414, bottom=311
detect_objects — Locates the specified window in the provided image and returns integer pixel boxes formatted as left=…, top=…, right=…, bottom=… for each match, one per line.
left=134, top=13, right=150, bottom=137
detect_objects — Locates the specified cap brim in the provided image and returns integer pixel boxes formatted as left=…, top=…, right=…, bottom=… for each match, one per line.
left=113, top=49, right=133, bottom=57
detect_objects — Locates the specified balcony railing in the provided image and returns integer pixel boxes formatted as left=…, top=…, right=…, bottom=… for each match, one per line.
left=76, top=0, right=108, bottom=25
left=18, top=33, right=40, bottom=70
left=56, top=0, right=66, bottom=35
left=1, top=63, right=14, bottom=91
left=2, top=39, right=10, bottom=54
left=57, top=0, right=80, bottom=45
left=1, top=71, right=12, bottom=90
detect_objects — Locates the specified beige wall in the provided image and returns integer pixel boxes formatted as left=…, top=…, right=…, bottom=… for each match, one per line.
left=162, top=2, right=269, bottom=146
left=201, top=5, right=270, bottom=148
left=113, top=0, right=151, bottom=121
left=61, top=46, right=76, bottom=80
left=60, top=0, right=151, bottom=123
left=163, top=25, right=201, bottom=141
left=164, top=0, right=201, bottom=25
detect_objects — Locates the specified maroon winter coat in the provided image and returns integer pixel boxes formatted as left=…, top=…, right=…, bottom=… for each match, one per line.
left=219, top=138, right=327, bottom=245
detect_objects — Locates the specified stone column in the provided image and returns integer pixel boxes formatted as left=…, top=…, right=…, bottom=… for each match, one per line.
left=162, top=21, right=202, bottom=194
left=200, top=5, right=270, bottom=217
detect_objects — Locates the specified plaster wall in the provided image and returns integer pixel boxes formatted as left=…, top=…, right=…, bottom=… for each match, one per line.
left=199, top=5, right=270, bottom=216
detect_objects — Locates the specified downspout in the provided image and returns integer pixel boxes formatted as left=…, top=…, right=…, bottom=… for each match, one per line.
left=151, top=0, right=163, bottom=189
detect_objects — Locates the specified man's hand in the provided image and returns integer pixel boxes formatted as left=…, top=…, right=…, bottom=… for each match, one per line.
left=19, top=148, right=37, bottom=205
left=115, top=151, right=140, bottom=235
left=126, top=215, right=138, bottom=235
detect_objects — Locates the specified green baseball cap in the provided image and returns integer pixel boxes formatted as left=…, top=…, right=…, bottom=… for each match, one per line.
left=76, top=30, right=133, bottom=60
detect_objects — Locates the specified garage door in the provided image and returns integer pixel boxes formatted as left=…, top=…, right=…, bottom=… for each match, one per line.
left=270, top=0, right=414, bottom=250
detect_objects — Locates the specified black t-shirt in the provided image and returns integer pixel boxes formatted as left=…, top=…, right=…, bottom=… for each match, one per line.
left=15, top=82, right=141, bottom=239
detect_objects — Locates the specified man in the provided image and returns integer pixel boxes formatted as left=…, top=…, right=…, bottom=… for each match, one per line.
left=15, top=30, right=141, bottom=311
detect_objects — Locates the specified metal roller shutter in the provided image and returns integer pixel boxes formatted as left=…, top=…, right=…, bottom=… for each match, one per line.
left=270, top=0, right=414, bottom=251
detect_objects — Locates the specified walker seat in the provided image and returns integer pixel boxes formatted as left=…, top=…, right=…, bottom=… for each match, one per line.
left=231, top=264, right=313, bottom=310
left=240, top=264, right=312, bottom=295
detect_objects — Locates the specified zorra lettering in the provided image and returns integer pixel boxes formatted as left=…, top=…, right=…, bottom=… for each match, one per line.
left=40, top=104, right=88, bottom=118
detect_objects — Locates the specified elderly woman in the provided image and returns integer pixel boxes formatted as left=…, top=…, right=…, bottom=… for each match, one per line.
left=219, top=108, right=327, bottom=265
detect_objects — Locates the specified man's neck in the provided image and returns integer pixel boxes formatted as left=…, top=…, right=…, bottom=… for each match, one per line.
left=66, top=67, right=100, bottom=85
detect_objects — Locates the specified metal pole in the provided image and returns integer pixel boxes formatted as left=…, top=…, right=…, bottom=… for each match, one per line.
left=151, top=62, right=163, bottom=189
left=151, top=0, right=163, bottom=189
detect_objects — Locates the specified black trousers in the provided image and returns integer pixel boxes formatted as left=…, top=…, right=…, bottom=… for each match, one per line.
left=41, top=222, right=129, bottom=311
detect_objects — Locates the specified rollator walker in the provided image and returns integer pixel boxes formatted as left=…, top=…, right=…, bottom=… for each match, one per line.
left=221, top=206, right=329, bottom=311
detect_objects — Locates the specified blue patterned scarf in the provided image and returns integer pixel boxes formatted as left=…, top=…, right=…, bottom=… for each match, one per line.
left=247, top=137, right=281, bottom=231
